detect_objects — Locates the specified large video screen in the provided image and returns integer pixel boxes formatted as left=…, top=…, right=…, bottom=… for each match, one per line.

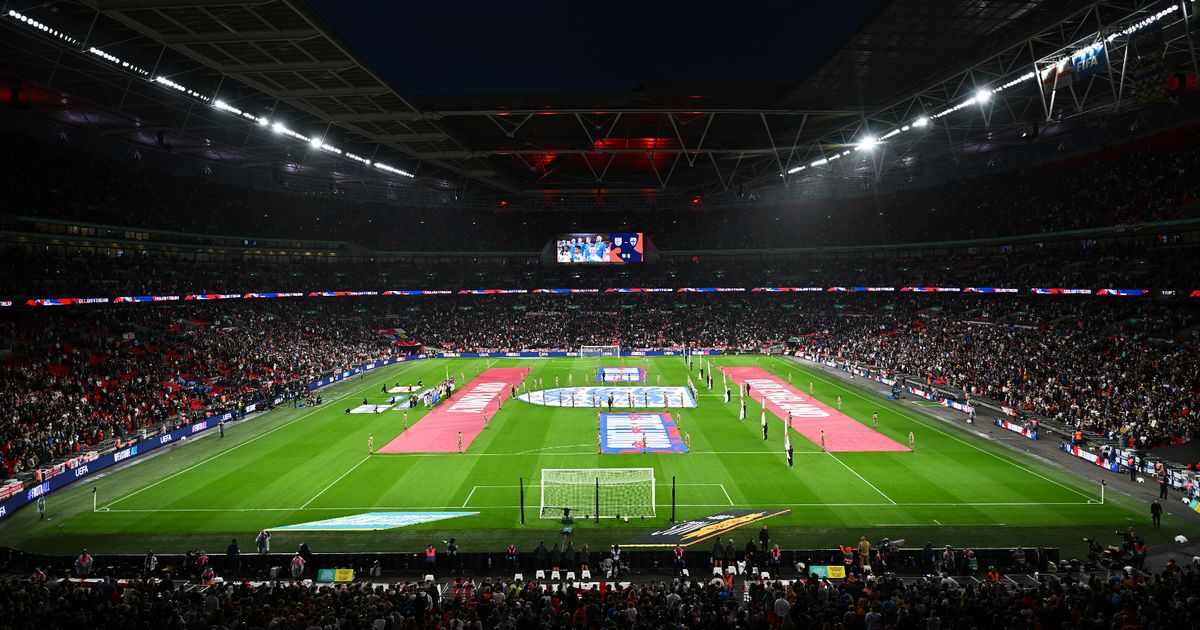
left=555, top=232, right=644, bottom=264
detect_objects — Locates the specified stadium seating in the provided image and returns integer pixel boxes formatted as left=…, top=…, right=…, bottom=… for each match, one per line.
left=8, top=564, right=1199, bottom=628
left=0, top=302, right=399, bottom=477
left=2, top=239, right=1198, bottom=296
left=5, top=5, right=1200, bottom=625
left=2, top=293, right=1197, bottom=480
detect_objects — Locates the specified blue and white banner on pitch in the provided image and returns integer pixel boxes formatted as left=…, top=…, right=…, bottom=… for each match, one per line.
left=597, top=366, right=647, bottom=383
left=272, top=512, right=479, bottom=531
left=517, top=386, right=696, bottom=408
left=600, top=412, right=687, bottom=453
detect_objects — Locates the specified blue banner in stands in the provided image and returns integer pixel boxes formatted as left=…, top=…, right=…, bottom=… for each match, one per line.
left=1071, top=44, right=1108, bottom=81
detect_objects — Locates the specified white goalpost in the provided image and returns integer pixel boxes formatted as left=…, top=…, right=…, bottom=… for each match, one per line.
left=539, top=468, right=655, bottom=519
left=580, top=345, right=620, bottom=358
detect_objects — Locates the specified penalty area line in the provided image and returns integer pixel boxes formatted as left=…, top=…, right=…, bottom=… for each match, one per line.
left=460, top=483, right=727, bottom=507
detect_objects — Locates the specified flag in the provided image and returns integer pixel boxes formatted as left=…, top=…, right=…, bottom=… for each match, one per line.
left=1071, top=43, right=1108, bottom=81
left=1040, top=57, right=1073, bottom=90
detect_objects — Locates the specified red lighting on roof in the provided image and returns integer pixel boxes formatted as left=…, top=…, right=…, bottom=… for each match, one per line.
left=527, top=153, right=558, bottom=169
left=593, top=137, right=676, bottom=151
left=581, top=137, right=677, bottom=173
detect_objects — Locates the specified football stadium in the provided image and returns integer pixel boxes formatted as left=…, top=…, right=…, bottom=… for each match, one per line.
left=1, top=0, right=1200, bottom=627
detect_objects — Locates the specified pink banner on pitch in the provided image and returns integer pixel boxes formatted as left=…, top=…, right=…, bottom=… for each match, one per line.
left=722, top=367, right=909, bottom=452
left=377, top=367, right=529, bottom=453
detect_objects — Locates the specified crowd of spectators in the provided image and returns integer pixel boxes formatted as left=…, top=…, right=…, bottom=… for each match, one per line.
left=396, top=294, right=1200, bottom=447
left=2, top=122, right=1198, bottom=251
left=793, top=297, right=1199, bottom=448
left=2, top=292, right=1197, bottom=480
left=2, top=559, right=1198, bottom=629
left=0, top=302, right=400, bottom=478
left=2, top=239, right=1197, bottom=298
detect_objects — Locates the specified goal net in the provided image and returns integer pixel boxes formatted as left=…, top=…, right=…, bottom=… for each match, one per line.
left=540, top=468, right=655, bottom=519
left=580, top=345, right=620, bottom=358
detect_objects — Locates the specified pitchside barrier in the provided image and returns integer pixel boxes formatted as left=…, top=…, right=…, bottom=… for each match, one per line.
left=2, top=546, right=1061, bottom=578
left=0, top=350, right=722, bottom=523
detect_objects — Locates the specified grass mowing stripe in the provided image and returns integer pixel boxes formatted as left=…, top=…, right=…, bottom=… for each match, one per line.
left=781, top=357, right=1100, bottom=502
left=102, top=361, right=424, bottom=510
left=827, top=452, right=897, bottom=504
left=300, top=455, right=371, bottom=509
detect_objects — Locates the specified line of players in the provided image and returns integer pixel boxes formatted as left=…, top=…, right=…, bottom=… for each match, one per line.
left=555, top=235, right=611, bottom=263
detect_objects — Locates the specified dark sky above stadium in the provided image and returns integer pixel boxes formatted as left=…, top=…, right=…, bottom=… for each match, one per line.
left=303, top=0, right=885, bottom=97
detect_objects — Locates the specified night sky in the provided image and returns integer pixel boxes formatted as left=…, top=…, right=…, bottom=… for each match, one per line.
left=302, top=0, right=885, bottom=97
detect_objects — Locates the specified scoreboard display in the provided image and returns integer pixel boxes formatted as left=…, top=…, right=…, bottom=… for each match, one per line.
left=554, top=232, right=644, bottom=264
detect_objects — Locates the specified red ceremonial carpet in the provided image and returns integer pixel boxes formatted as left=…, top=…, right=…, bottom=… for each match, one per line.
left=377, top=367, right=529, bottom=453
left=721, top=367, right=909, bottom=452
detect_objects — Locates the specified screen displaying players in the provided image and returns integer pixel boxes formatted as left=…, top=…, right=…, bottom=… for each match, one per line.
left=555, top=233, right=644, bottom=264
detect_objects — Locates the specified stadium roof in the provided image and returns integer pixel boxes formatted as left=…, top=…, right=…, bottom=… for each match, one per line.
left=0, top=0, right=1195, bottom=204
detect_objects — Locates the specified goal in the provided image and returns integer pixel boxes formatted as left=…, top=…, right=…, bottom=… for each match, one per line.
left=539, top=468, right=655, bottom=519
left=580, top=345, right=620, bottom=358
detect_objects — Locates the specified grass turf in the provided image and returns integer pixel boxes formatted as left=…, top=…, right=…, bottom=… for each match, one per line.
left=3, top=355, right=1194, bottom=555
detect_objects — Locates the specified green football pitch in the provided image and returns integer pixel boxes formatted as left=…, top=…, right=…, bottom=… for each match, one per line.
left=3, top=355, right=1194, bottom=555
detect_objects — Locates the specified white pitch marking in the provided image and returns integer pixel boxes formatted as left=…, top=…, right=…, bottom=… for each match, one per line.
left=461, top=486, right=479, bottom=508
left=300, top=455, right=370, bottom=509
left=101, top=361, right=424, bottom=510
left=787, top=359, right=1099, bottom=503
left=827, top=452, right=897, bottom=504
left=98, top=501, right=1093, bottom=514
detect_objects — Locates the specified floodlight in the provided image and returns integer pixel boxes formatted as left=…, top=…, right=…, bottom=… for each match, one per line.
left=975, top=89, right=992, bottom=104
left=914, top=117, right=929, bottom=128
